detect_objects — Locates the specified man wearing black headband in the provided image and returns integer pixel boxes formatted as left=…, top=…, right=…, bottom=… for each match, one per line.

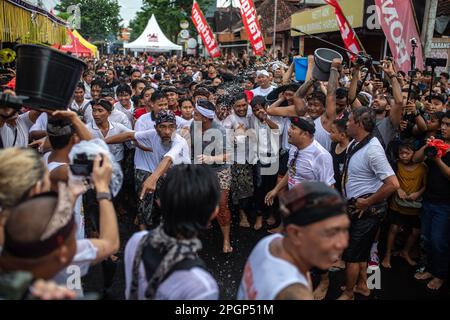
left=105, top=110, right=191, bottom=228
left=265, top=116, right=335, bottom=207
left=84, top=87, right=132, bottom=129
left=238, top=182, right=349, bottom=300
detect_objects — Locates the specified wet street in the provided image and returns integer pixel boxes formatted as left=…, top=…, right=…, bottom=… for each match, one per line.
left=83, top=213, right=449, bottom=300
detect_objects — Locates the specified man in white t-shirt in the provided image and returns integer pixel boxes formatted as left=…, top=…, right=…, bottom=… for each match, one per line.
left=125, top=165, right=219, bottom=300
left=238, top=182, right=349, bottom=300
left=265, top=117, right=335, bottom=206
left=69, top=83, right=91, bottom=120
left=251, top=70, right=275, bottom=97
left=338, top=107, right=399, bottom=300
left=105, top=110, right=191, bottom=229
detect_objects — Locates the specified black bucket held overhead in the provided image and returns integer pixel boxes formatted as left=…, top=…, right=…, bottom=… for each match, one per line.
left=312, top=48, right=343, bottom=81
left=15, top=44, right=87, bottom=111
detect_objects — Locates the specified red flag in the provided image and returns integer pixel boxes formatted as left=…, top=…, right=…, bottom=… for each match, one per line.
left=192, top=1, right=221, bottom=58
left=324, top=0, right=362, bottom=60
left=375, top=0, right=424, bottom=73
left=239, top=0, right=265, bottom=56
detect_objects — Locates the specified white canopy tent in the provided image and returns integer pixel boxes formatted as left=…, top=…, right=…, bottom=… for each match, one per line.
left=124, top=15, right=182, bottom=52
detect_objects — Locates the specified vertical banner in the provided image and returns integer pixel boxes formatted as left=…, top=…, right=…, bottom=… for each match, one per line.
left=192, top=0, right=221, bottom=58
left=324, top=0, right=362, bottom=60
left=375, top=0, right=424, bottom=73
left=239, top=0, right=265, bottom=56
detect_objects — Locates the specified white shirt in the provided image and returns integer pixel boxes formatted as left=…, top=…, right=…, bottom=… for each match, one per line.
left=251, top=85, right=275, bottom=97
left=344, top=137, right=395, bottom=199
left=227, top=110, right=257, bottom=164
left=70, top=99, right=91, bottom=114
left=29, top=113, right=48, bottom=133
left=193, top=71, right=202, bottom=82
left=281, top=118, right=291, bottom=151
left=84, top=106, right=132, bottom=129
left=124, top=231, right=219, bottom=300
left=53, top=239, right=97, bottom=297
left=287, top=140, right=335, bottom=190
left=114, top=101, right=135, bottom=124
left=0, top=112, right=34, bottom=148
left=134, top=129, right=191, bottom=172
left=237, top=234, right=310, bottom=300
left=135, top=113, right=191, bottom=131
left=42, top=152, right=84, bottom=240
left=83, top=81, right=92, bottom=100
left=314, top=117, right=332, bottom=152
left=250, top=115, right=283, bottom=164
left=86, top=121, right=132, bottom=162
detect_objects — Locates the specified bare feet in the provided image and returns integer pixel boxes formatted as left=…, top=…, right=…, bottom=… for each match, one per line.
left=239, top=213, right=250, bottom=228
left=381, top=256, right=392, bottom=269
left=399, top=251, right=417, bottom=266
left=354, top=284, right=371, bottom=297
left=332, top=260, right=346, bottom=270
left=427, top=277, right=444, bottom=290
left=414, top=271, right=433, bottom=281
left=268, top=225, right=283, bottom=234
left=223, top=241, right=233, bottom=254
left=254, top=217, right=263, bottom=231
left=313, top=279, right=329, bottom=300
left=337, top=291, right=354, bottom=300
left=266, top=215, right=276, bottom=226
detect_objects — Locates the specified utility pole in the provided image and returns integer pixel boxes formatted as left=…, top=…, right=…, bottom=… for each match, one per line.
left=272, top=0, right=278, bottom=57
left=421, top=0, right=438, bottom=57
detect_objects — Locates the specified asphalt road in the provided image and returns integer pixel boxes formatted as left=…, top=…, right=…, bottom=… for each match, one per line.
left=83, top=213, right=449, bottom=300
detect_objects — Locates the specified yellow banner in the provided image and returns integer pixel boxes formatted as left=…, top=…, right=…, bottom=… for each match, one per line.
left=291, top=0, right=364, bottom=36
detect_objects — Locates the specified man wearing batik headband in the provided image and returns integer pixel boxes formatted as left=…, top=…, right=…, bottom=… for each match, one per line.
left=0, top=155, right=119, bottom=296
left=188, top=99, right=234, bottom=253
left=105, top=110, right=191, bottom=228
left=265, top=116, right=335, bottom=206
left=238, top=182, right=350, bottom=300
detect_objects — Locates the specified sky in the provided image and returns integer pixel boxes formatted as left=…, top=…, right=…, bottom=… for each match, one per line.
left=41, top=0, right=143, bottom=26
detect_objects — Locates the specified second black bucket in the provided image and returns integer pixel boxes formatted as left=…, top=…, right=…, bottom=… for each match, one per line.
left=312, top=48, right=343, bottom=81
left=15, top=44, right=87, bottom=111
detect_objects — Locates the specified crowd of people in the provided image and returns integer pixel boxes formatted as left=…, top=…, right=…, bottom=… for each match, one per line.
left=0, top=49, right=449, bottom=300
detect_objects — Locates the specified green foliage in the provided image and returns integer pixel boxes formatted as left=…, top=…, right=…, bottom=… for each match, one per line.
left=55, top=0, right=122, bottom=41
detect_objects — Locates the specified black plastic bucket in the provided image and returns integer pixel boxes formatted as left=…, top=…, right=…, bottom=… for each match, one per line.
left=312, top=48, right=343, bottom=81
left=15, top=44, right=87, bottom=110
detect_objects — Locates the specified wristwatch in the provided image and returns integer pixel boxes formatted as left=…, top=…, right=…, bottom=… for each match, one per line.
left=96, top=192, right=112, bottom=201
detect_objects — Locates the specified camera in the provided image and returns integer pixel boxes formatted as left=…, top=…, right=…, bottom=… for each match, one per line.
left=355, top=53, right=373, bottom=68
left=0, top=93, right=28, bottom=110
left=70, top=153, right=100, bottom=177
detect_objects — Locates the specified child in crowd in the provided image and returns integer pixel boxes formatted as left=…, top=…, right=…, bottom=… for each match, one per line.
left=382, top=140, right=427, bottom=268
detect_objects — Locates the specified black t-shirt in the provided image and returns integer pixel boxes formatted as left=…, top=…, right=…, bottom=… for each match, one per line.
left=424, top=151, right=450, bottom=204
left=330, top=142, right=347, bottom=195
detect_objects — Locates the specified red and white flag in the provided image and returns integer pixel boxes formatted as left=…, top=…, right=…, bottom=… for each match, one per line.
left=192, top=0, right=221, bottom=58
left=239, top=0, right=265, bottom=56
left=375, top=0, right=424, bottom=73
left=324, top=0, right=362, bottom=61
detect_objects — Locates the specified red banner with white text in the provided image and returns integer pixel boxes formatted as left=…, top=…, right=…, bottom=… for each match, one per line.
left=374, top=0, right=424, bottom=73
left=324, top=0, right=362, bottom=61
left=192, top=0, right=221, bottom=58
left=239, top=0, right=265, bottom=56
